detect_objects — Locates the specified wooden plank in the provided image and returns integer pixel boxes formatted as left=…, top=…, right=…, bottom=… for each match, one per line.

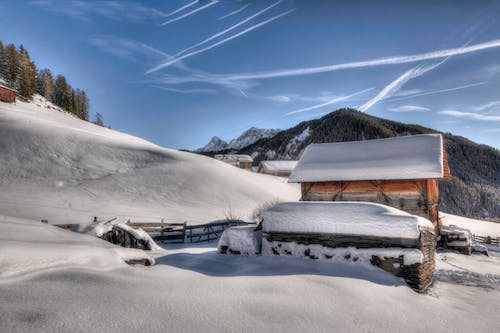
left=263, top=232, right=421, bottom=248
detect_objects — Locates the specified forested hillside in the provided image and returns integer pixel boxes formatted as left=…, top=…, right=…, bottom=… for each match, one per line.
left=215, top=109, right=500, bottom=219
left=0, top=39, right=90, bottom=122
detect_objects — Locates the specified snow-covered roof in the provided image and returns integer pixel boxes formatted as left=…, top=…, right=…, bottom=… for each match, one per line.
left=289, top=134, right=448, bottom=183
left=0, top=84, right=17, bottom=92
left=214, top=154, right=253, bottom=163
left=258, top=160, right=298, bottom=173
left=262, top=201, right=434, bottom=239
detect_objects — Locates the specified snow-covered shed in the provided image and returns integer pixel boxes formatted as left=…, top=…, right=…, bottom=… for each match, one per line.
left=288, top=134, right=451, bottom=231
left=262, top=201, right=437, bottom=293
left=257, top=160, right=298, bottom=177
left=0, top=85, right=16, bottom=103
left=214, top=154, right=253, bottom=170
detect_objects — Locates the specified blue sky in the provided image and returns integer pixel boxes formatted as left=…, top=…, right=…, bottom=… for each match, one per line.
left=1, top=0, right=500, bottom=149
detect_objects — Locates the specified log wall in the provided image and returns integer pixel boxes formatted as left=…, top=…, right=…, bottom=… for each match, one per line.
left=262, top=228, right=436, bottom=293
left=301, top=179, right=440, bottom=229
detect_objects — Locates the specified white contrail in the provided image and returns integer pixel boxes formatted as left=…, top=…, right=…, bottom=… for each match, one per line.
left=359, top=61, right=444, bottom=112
left=148, top=9, right=295, bottom=73
left=286, top=88, right=373, bottom=116
left=151, top=85, right=216, bottom=94
left=387, top=82, right=486, bottom=102
left=438, top=110, right=500, bottom=122
left=173, top=0, right=282, bottom=58
left=163, top=0, right=199, bottom=18
left=164, top=37, right=500, bottom=82
left=387, top=105, right=431, bottom=112
left=161, top=1, right=219, bottom=26
left=218, top=4, right=250, bottom=20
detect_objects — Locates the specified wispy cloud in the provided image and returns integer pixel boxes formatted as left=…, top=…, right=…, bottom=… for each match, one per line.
left=164, top=0, right=198, bottom=18
left=160, top=37, right=500, bottom=84
left=482, top=128, right=500, bottom=133
left=387, top=105, right=431, bottom=112
left=438, top=110, right=500, bottom=122
left=359, top=61, right=444, bottom=112
left=161, top=1, right=219, bottom=26
left=31, top=0, right=167, bottom=22
left=473, top=100, right=500, bottom=113
left=89, top=36, right=200, bottom=74
left=286, top=88, right=374, bottom=116
left=151, top=85, right=217, bottom=95
left=148, top=8, right=295, bottom=73
left=171, top=1, right=282, bottom=59
left=218, top=4, right=250, bottom=20
left=387, top=82, right=486, bottom=103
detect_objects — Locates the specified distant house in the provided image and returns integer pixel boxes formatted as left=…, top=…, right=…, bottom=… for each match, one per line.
left=214, top=154, right=253, bottom=170
left=288, top=134, right=451, bottom=231
left=0, top=85, right=16, bottom=103
left=257, top=160, right=298, bottom=177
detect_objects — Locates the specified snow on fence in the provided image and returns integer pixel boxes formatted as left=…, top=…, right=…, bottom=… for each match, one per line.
left=126, top=220, right=186, bottom=243
left=471, top=235, right=500, bottom=245
left=126, top=219, right=252, bottom=243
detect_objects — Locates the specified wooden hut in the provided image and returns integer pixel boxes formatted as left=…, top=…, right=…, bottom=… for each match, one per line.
left=257, top=160, right=298, bottom=177
left=214, top=154, right=253, bottom=170
left=0, top=85, right=16, bottom=103
left=288, top=134, right=451, bottom=232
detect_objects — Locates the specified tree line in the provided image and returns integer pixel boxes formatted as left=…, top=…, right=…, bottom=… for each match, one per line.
left=0, top=39, right=92, bottom=123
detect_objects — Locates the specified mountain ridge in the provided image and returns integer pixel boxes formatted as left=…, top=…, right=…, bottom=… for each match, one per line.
left=200, top=108, right=500, bottom=219
left=197, top=126, right=281, bottom=152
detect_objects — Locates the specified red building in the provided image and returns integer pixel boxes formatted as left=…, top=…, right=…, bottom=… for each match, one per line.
left=0, top=85, right=16, bottom=103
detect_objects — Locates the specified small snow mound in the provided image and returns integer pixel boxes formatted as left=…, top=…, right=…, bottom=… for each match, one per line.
left=82, top=220, right=161, bottom=251
left=218, top=226, right=261, bottom=255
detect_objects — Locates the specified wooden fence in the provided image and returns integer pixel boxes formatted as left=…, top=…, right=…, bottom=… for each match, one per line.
left=185, top=220, right=249, bottom=243
left=126, top=219, right=186, bottom=243
left=126, top=219, right=252, bottom=243
left=472, top=234, right=500, bottom=245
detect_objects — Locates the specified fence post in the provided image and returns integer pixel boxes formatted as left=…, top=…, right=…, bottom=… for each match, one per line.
left=161, top=218, right=164, bottom=237
left=182, top=221, right=186, bottom=243
left=487, top=236, right=491, bottom=244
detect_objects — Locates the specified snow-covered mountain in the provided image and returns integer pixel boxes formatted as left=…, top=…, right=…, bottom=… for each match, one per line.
left=0, top=96, right=299, bottom=225
left=199, top=136, right=228, bottom=152
left=197, top=127, right=280, bottom=152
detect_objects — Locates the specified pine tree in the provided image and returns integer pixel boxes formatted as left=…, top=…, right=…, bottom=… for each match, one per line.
left=4, top=44, right=19, bottom=89
left=53, top=74, right=72, bottom=110
left=37, top=68, right=54, bottom=100
left=0, top=40, right=6, bottom=80
left=76, top=88, right=89, bottom=121
left=94, top=112, right=104, bottom=127
left=17, top=45, right=37, bottom=99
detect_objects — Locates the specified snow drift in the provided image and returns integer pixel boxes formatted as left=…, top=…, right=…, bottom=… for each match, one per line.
left=0, top=97, right=299, bottom=225
left=262, top=201, right=434, bottom=239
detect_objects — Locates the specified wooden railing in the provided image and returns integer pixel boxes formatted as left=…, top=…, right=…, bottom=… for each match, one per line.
left=45, top=218, right=253, bottom=244
left=472, top=234, right=500, bottom=245
left=185, top=220, right=250, bottom=243
left=126, top=219, right=253, bottom=243
left=126, top=219, right=186, bottom=243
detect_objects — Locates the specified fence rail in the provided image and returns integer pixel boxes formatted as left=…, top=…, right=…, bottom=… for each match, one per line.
left=126, top=219, right=254, bottom=243
left=472, top=234, right=500, bottom=245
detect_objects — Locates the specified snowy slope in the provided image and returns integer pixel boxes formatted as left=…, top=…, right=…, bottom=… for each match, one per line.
left=441, top=212, right=500, bottom=237
left=0, top=97, right=299, bottom=225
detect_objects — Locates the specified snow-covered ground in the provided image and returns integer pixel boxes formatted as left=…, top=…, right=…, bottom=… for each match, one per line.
left=1, top=97, right=499, bottom=332
left=0, top=97, right=299, bottom=225
left=441, top=212, right=500, bottom=237
left=1, top=222, right=499, bottom=333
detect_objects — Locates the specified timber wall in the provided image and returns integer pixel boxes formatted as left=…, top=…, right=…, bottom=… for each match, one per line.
left=301, top=179, right=440, bottom=228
